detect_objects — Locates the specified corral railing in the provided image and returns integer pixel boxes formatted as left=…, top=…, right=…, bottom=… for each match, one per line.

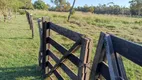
left=25, top=11, right=34, bottom=38
left=37, top=17, right=50, bottom=68
left=39, top=21, right=92, bottom=80
left=90, top=32, right=142, bottom=80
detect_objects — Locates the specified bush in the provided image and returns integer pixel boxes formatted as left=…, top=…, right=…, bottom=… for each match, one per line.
left=18, top=10, right=26, bottom=15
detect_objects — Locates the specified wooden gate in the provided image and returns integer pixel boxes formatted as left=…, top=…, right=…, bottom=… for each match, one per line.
left=90, top=32, right=142, bottom=80
left=39, top=21, right=92, bottom=80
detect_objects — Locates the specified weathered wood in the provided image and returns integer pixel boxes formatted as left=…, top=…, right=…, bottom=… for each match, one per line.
left=46, top=22, right=51, bottom=73
left=25, top=11, right=34, bottom=38
left=111, top=35, right=142, bottom=66
left=37, top=19, right=42, bottom=67
left=46, top=51, right=78, bottom=80
left=29, top=14, right=34, bottom=38
left=90, top=32, right=106, bottom=80
left=97, top=62, right=110, bottom=80
left=60, top=63, right=78, bottom=80
left=41, top=21, right=92, bottom=79
left=47, top=37, right=82, bottom=67
left=25, top=11, right=31, bottom=29
left=105, top=34, right=120, bottom=80
left=47, top=50, right=59, bottom=63
left=115, top=53, right=128, bottom=80
left=78, top=37, right=92, bottom=80
left=48, top=53, right=78, bottom=80
left=45, top=40, right=81, bottom=78
left=46, top=62, right=64, bottom=80
left=42, top=21, right=47, bottom=75
left=49, top=22, right=83, bottom=41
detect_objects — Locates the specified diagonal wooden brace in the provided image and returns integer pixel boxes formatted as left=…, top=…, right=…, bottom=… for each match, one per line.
left=44, top=40, right=81, bottom=78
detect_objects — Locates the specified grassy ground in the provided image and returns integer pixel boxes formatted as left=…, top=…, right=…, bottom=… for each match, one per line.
left=0, top=15, right=43, bottom=80
left=0, top=10, right=142, bottom=80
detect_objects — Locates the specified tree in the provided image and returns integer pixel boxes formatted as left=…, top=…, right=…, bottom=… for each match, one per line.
left=34, top=0, right=48, bottom=10
left=0, top=0, right=9, bottom=22
left=51, top=0, right=66, bottom=7
left=88, top=6, right=95, bottom=13
left=19, top=0, right=34, bottom=9
left=68, top=0, right=76, bottom=21
left=51, top=0, right=68, bottom=11
left=129, top=0, right=142, bottom=16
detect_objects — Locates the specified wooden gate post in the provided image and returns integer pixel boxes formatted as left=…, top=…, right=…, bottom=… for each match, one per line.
left=46, top=22, right=51, bottom=73
left=78, top=37, right=92, bottom=80
left=42, top=19, right=47, bottom=76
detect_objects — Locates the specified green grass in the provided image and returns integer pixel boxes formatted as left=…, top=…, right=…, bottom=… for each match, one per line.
left=0, top=10, right=142, bottom=80
left=0, top=15, right=43, bottom=80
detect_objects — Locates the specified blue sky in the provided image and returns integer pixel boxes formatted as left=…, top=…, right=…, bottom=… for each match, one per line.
left=32, top=0, right=131, bottom=7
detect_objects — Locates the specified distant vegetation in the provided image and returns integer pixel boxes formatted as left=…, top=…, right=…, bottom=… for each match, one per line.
left=0, top=0, right=142, bottom=80
left=0, top=0, right=142, bottom=22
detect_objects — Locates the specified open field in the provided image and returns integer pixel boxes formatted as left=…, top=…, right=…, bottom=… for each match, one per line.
left=0, top=10, right=142, bottom=80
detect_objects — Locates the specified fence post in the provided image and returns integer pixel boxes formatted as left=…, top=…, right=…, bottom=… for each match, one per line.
left=78, top=37, right=92, bottom=80
left=42, top=19, right=47, bottom=76
left=29, top=14, right=34, bottom=38
left=46, top=22, right=51, bottom=73
left=38, top=18, right=42, bottom=67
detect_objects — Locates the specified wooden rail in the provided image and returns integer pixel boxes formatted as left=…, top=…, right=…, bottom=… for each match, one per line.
left=37, top=17, right=142, bottom=80
left=25, top=11, right=34, bottom=38
left=90, top=32, right=142, bottom=80
left=39, top=20, right=92, bottom=80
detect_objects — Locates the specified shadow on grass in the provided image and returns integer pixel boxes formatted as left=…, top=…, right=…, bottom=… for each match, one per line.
left=0, top=65, right=43, bottom=80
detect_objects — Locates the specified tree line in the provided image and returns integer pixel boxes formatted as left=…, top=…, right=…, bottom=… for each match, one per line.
left=49, top=0, right=142, bottom=16
left=0, top=0, right=142, bottom=22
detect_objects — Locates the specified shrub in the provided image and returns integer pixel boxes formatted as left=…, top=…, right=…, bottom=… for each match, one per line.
left=18, top=10, right=26, bottom=15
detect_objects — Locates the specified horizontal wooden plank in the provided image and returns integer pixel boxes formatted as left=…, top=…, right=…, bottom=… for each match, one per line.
left=48, top=22, right=83, bottom=41
left=46, top=62, right=64, bottom=80
left=47, top=37, right=82, bottom=67
left=46, top=51, right=78, bottom=80
left=110, top=35, right=142, bottom=66
left=98, top=62, right=110, bottom=80
left=60, top=63, right=77, bottom=80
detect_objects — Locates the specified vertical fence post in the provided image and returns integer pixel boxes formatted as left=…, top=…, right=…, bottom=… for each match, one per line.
left=42, top=18, right=47, bottom=76
left=46, top=22, right=50, bottom=73
left=78, top=37, right=92, bottom=80
left=29, top=14, right=34, bottom=38
left=38, top=18, right=42, bottom=67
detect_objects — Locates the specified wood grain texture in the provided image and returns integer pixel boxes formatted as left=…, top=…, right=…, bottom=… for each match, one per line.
left=111, top=35, right=142, bottom=66
left=90, top=32, right=106, bottom=80
left=49, top=22, right=83, bottom=41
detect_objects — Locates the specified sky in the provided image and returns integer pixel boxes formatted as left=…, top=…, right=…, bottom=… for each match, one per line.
left=32, top=0, right=131, bottom=7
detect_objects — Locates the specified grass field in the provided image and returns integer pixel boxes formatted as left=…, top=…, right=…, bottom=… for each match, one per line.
left=0, top=10, right=142, bottom=80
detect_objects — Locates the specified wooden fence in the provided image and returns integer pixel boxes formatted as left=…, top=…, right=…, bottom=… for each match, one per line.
left=36, top=17, right=142, bottom=80
left=90, top=32, right=142, bottom=80
left=26, top=11, right=34, bottom=38
left=37, top=17, right=50, bottom=68
left=38, top=20, right=92, bottom=80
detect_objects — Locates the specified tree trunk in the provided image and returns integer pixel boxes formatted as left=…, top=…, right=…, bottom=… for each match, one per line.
left=138, top=9, right=141, bottom=16
left=67, top=0, right=76, bottom=22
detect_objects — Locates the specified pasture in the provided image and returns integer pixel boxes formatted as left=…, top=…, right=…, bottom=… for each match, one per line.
left=0, top=10, right=142, bottom=80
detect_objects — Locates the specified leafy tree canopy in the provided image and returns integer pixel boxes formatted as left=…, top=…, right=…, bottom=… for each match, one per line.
left=34, top=0, right=48, bottom=10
